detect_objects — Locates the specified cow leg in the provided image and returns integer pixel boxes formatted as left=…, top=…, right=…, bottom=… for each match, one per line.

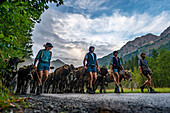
left=52, top=83, right=56, bottom=93
left=119, top=83, right=124, bottom=93
left=16, top=76, right=22, bottom=94
left=31, top=80, right=37, bottom=94
left=100, top=82, right=103, bottom=93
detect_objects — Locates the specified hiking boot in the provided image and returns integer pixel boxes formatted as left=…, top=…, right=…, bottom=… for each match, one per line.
left=36, top=86, right=41, bottom=95
left=40, top=85, right=43, bottom=94
left=150, top=87, right=157, bottom=93
left=89, top=88, right=94, bottom=94
left=115, top=86, right=120, bottom=93
left=140, top=84, right=145, bottom=93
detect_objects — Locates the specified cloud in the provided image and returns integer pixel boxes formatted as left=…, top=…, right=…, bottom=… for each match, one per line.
left=64, top=0, right=106, bottom=12
left=31, top=6, right=170, bottom=66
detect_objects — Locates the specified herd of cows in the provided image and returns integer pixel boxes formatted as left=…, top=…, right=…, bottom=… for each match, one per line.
left=2, top=57, right=132, bottom=94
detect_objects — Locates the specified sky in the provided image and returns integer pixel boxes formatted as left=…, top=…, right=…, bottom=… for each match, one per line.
left=32, top=0, right=170, bottom=66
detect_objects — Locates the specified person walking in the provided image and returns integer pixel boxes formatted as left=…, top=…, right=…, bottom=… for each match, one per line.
left=110, top=51, right=124, bottom=93
left=33, top=42, right=53, bottom=95
left=138, top=52, right=157, bottom=93
left=83, top=46, right=99, bottom=94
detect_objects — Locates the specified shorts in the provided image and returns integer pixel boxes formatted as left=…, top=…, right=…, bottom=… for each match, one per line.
left=37, top=62, right=49, bottom=71
left=113, top=69, right=120, bottom=74
left=87, top=65, right=97, bottom=73
left=142, top=70, right=151, bottom=76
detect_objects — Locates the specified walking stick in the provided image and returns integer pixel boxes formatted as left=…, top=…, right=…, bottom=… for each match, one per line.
left=141, top=74, right=149, bottom=92
left=35, top=68, right=41, bottom=85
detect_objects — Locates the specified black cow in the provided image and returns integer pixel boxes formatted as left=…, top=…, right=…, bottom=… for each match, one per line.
left=2, top=57, right=25, bottom=88
left=98, top=69, right=132, bottom=93
left=96, top=66, right=109, bottom=93
left=16, top=65, right=35, bottom=94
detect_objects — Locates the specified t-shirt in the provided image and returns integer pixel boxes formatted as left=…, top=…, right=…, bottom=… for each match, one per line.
left=138, top=59, right=148, bottom=67
left=111, top=57, right=122, bottom=65
left=85, top=53, right=97, bottom=60
left=36, top=49, right=52, bottom=62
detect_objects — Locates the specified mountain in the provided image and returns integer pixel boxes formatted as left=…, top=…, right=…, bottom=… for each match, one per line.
left=51, top=59, right=65, bottom=69
left=98, top=26, right=170, bottom=66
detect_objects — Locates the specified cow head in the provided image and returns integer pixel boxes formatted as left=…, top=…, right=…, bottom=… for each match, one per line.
left=100, top=66, right=109, bottom=77
left=63, top=64, right=75, bottom=76
left=8, top=57, right=25, bottom=72
left=123, top=70, right=132, bottom=81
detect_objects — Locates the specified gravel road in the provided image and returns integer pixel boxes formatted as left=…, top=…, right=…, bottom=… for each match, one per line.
left=3, top=93, right=170, bottom=113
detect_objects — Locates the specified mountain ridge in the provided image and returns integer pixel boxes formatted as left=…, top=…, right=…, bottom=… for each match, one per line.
left=97, top=26, right=170, bottom=66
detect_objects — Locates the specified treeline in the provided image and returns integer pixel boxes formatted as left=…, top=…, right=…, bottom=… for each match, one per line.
left=0, top=1, right=63, bottom=109
left=122, top=47, right=170, bottom=88
left=0, top=0, right=63, bottom=75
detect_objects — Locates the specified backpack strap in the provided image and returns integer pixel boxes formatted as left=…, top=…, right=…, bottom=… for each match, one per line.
left=40, top=50, right=44, bottom=60
left=140, top=59, right=147, bottom=67
left=49, top=51, right=52, bottom=60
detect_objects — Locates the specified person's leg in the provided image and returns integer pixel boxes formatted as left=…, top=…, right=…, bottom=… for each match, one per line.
left=146, top=74, right=151, bottom=87
left=92, top=72, right=97, bottom=92
left=43, top=70, right=49, bottom=84
left=38, top=70, right=43, bottom=86
left=89, top=72, right=93, bottom=89
left=93, top=72, right=97, bottom=84
left=114, top=72, right=120, bottom=93
left=114, top=72, right=119, bottom=87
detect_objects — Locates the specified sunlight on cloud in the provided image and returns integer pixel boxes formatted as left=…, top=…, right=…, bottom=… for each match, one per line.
left=32, top=7, right=170, bottom=66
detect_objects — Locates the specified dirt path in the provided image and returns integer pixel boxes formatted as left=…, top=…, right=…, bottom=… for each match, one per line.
left=3, top=93, right=170, bottom=113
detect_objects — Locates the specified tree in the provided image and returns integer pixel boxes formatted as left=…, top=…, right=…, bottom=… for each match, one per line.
left=0, top=0, right=63, bottom=76
left=152, top=48, right=158, bottom=59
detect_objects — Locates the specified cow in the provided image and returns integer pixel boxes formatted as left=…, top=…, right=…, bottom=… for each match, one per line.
left=52, top=64, right=75, bottom=93
left=30, top=66, right=55, bottom=94
left=43, top=72, right=55, bottom=93
left=2, top=57, right=25, bottom=88
left=97, top=69, right=132, bottom=93
left=16, top=65, right=36, bottom=94
left=95, top=66, right=109, bottom=93
left=72, top=66, right=86, bottom=93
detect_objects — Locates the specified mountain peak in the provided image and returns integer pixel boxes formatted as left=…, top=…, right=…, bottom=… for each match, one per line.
left=98, top=26, right=170, bottom=66
left=160, top=26, right=170, bottom=37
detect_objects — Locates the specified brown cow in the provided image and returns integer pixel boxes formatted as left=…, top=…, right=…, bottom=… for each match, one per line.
left=103, top=70, right=132, bottom=93
left=52, top=64, right=75, bottom=93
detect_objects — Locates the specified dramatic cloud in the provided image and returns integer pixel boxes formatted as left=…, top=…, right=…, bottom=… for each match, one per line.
left=31, top=1, right=170, bottom=66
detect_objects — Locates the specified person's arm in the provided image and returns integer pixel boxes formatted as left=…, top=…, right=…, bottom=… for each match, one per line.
left=110, top=64, right=113, bottom=73
left=139, top=66, right=142, bottom=75
left=138, top=59, right=142, bottom=75
left=83, top=57, right=87, bottom=70
left=148, top=67, right=152, bottom=75
left=96, top=60, right=100, bottom=71
left=120, top=64, right=124, bottom=71
left=33, top=50, right=41, bottom=67
left=33, top=59, right=38, bottom=68
left=49, top=60, right=51, bottom=67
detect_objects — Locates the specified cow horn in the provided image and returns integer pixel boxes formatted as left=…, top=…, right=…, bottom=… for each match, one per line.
left=64, top=65, right=69, bottom=69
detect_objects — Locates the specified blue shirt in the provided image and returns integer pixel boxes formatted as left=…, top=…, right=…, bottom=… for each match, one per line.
left=111, top=57, right=122, bottom=65
left=36, top=49, right=52, bottom=62
left=85, top=53, right=97, bottom=60
left=138, top=59, right=149, bottom=67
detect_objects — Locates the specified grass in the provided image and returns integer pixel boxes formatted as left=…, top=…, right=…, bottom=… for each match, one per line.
left=0, top=82, right=30, bottom=111
left=95, top=88, right=170, bottom=93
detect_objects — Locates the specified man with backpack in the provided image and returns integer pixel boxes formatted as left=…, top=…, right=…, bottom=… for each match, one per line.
left=83, top=46, right=100, bottom=94
left=138, top=53, right=157, bottom=93
left=110, top=51, right=124, bottom=93
left=33, top=42, right=53, bottom=95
